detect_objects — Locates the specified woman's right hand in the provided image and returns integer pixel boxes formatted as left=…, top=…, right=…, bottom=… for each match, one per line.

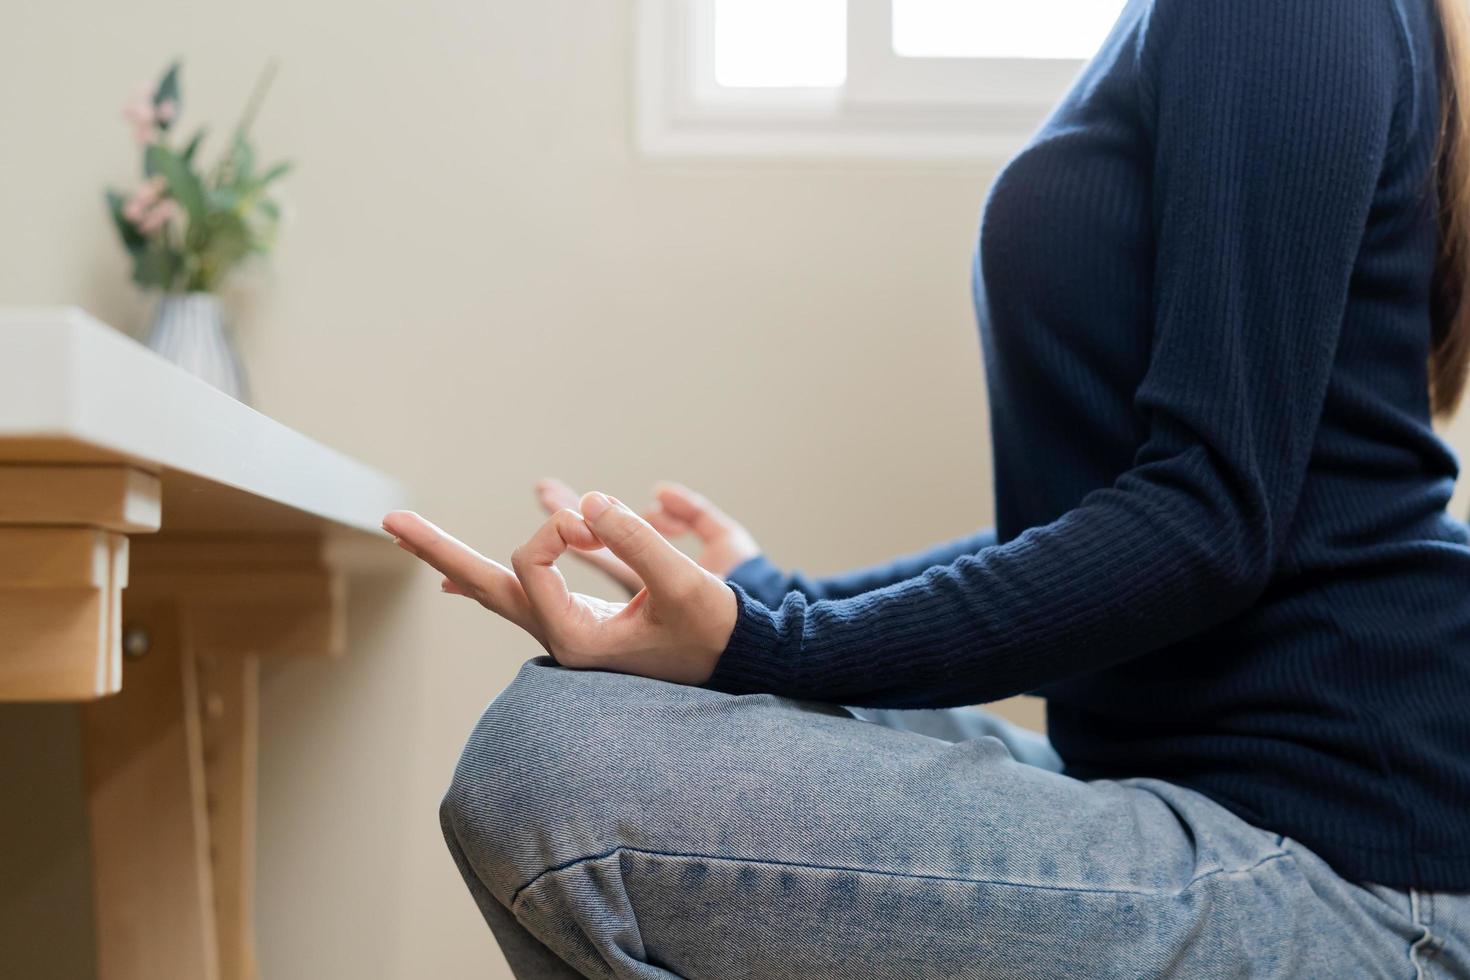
left=534, top=478, right=761, bottom=594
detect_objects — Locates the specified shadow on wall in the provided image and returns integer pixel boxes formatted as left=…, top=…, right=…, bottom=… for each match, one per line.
left=254, top=570, right=423, bottom=979
left=0, top=703, right=97, bottom=980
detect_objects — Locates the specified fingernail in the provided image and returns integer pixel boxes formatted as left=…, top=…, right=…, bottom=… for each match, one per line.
left=581, top=491, right=611, bottom=520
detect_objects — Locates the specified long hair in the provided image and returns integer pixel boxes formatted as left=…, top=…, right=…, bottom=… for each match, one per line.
left=1431, top=0, right=1470, bottom=416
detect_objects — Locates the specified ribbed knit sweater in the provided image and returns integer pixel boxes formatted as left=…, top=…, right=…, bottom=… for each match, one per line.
left=707, top=0, right=1470, bottom=889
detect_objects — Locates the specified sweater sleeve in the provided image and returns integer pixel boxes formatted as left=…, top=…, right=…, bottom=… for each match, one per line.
left=726, top=529, right=998, bottom=606
left=706, top=0, right=1404, bottom=708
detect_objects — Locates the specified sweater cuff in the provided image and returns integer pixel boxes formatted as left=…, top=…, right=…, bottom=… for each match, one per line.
left=724, top=554, right=788, bottom=608
left=704, top=581, right=791, bottom=696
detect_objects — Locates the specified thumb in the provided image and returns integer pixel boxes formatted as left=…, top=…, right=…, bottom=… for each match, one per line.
left=580, top=491, right=700, bottom=595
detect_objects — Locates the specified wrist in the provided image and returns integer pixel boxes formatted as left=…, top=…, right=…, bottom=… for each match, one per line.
left=690, top=581, right=738, bottom=683
left=700, top=581, right=788, bottom=696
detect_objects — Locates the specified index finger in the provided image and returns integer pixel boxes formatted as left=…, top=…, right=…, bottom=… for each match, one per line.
left=510, top=509, right=603, bottom=627
left=383, top=510, right=502, bottom=586
left=382, top=510, right=539, bottom=633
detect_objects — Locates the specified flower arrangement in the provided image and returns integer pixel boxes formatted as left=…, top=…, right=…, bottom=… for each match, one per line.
left=107, top=62, right=291, bottom=293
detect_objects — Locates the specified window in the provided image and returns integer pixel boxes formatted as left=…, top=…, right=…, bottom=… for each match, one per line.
left=713, top=0, right=846, bottom=88
left=635, top=0, right=1127, bottom=160
left=891, top=0, right=1128, bottom=60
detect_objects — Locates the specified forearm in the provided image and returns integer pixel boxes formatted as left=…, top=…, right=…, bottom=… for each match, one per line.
left=710, top=474, right=1270, bottom=709
left=726, top=529, right=997, bottom=606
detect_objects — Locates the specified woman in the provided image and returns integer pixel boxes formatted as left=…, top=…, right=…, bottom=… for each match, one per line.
left=386, top=0, right=1470, bottom=974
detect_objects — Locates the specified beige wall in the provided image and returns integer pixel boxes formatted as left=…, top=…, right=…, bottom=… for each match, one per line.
left=3, top=1, right=1469, bottom=978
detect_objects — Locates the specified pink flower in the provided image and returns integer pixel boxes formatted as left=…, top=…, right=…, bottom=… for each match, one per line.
left=121, top=84, right=162, bottom=144
left=136, top=198, right=180, bottom=236
left=155, top=98, right=178, bottom=124
left=122, top=176, right=168, bottom=223
left=120, top=84, right=151, bottom=123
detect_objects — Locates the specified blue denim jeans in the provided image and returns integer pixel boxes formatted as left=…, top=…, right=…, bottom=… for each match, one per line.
left=441, top=659, right=1470, bottom=978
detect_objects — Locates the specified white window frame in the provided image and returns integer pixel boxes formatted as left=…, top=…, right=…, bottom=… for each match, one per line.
left=635, top=0, right=1092, bottom=161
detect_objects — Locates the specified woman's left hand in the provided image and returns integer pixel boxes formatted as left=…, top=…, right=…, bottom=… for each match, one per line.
left=382, top=491, right=737, bottom=685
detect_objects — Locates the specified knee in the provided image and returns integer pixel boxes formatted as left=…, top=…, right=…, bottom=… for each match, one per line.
left=440, top=658, right=577, bottom=891
left=438, top=658, right=695, bottom=902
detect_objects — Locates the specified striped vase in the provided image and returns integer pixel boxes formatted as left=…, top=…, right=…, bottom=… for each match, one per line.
left=144, top=292, right=249, bottom=403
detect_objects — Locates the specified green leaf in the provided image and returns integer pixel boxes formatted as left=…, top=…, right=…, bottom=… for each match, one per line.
left=256, top=160, right=291, bottom=187
left=204, top=211, right=254, bottom=266
left=206, top=186, right=241, bottom=211
left=132, top=241, right=182, bottom=290
left=181, top=127, right=207, bottom=164
left=230, top=133, right=254, bottom=182
left=153, top=62, right=181, bottom=130
left=183, top=208, right=259, bottom=291
left=145, top=143, right=206, bottom=227
left=105, top=189, right=147, bottom=256
left=256, top=199, right=280, bottom=220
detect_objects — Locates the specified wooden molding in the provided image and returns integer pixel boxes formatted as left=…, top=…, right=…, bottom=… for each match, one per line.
left=0, top=464, right=159, bottom=700
left=0, top=525, right=114, bottom=588
left=0, top=465, right=161, bottom=533
left=130, top=533, right=346, bottom=659
left=0, top=529, right=127, bottom=700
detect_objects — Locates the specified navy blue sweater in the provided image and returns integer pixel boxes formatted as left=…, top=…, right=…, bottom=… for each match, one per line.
left=708, top=0, right=1470, bottom=889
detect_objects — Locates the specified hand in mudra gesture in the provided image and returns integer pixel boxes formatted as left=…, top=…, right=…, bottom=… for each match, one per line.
left=382, top=486, right=753, bottom=685
left=533, top=478, right=761, bottom=594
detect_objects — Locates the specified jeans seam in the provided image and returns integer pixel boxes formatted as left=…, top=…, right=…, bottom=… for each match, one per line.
left=509, top=843, right=1292, bottom=909
left=616, top=850, right=655, bottom=969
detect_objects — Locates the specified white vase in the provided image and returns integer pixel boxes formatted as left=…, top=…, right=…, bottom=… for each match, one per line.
left=145, top=292, right=249, bottom=402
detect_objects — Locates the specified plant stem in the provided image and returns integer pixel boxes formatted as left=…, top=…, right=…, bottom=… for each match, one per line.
left=233, top=58, right=280, bottom=142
